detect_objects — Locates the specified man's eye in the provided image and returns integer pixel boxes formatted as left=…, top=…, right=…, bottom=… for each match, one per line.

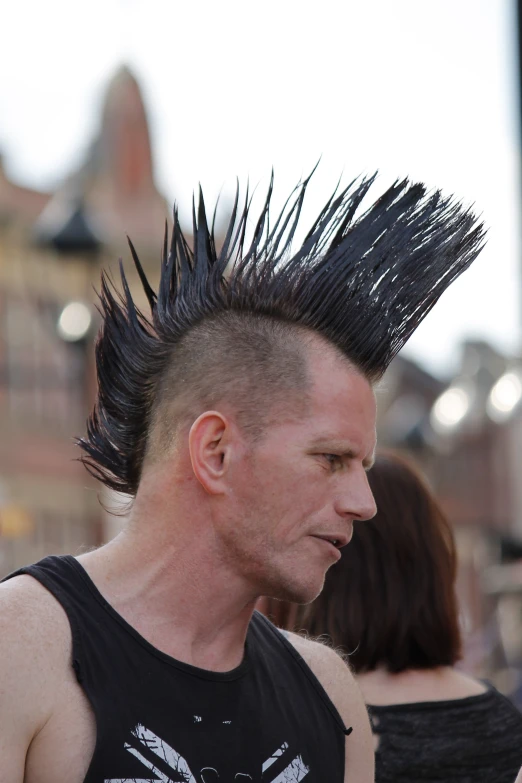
left=323, top=454, right=342, bottom=470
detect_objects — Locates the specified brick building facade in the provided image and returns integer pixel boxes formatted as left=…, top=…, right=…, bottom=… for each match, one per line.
left=0, top=67, right=169, bottom=574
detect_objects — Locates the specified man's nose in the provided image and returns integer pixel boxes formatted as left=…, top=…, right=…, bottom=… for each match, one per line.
left=335, top=470, right=377, bottom=521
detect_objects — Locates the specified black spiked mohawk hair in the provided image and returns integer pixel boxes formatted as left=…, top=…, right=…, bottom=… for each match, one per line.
left=79, top=172, right=485, bottom=494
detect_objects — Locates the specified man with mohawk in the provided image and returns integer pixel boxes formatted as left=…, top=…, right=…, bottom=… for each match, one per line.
left=0, top=173, right=484, bottom=782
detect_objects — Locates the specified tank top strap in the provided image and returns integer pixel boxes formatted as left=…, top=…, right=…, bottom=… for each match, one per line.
left=1, top=554, right=107, bottom=686
left=249, top=610, right=350, bottom=735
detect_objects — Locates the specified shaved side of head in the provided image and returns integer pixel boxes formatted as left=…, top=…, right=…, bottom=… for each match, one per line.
left=145, top=313, right=315, bottom=464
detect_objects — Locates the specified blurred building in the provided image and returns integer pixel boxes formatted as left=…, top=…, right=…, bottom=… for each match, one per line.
left=0, top=66, right=169, bottom=575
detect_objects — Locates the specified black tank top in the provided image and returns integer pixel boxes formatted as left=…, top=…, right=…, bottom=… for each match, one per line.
left=5, top=555, right=347, bottom=782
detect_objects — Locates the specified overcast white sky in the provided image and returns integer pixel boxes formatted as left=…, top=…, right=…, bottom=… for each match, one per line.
left=1, top=0, right=520, bottom=378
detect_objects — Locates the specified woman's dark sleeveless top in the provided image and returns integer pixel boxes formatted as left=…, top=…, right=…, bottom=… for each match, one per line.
left=368, top=685, right=522, bottom=783
left=4, top=555, right=348, bottom=782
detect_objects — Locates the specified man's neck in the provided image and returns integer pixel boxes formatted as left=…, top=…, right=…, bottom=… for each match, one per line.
left=77, top=518, right=258, bottom=673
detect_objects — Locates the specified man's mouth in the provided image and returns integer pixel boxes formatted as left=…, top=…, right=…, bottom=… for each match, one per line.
left=310, top=534, right=348, bottom=558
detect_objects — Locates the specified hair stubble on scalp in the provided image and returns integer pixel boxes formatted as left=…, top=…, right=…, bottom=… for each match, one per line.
left=144, top=313, right=318, bottom=466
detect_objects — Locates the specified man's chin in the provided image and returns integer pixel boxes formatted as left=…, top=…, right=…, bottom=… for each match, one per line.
left=265, top=577, right=325, bottom=606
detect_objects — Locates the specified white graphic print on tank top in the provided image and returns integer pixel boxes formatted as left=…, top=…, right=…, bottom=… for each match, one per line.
left=105, top=723, right=310, bottom=783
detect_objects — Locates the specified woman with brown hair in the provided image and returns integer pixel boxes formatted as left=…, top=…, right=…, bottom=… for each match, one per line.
left=283, top=452, right=522, bottom=782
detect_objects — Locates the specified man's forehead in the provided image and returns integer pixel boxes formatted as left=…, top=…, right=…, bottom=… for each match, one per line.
left=303, top=347, right=377, bottom=457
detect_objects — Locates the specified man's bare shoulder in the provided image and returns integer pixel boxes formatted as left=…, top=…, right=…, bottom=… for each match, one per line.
left=284, top=630, right=375, bottom=783
left=284, top=629, right=354, bottom=694
left=0, top=575, right=72, bottom=718
left=1, top=571, right=63, bottom=611
left=0, top=575, right=73, bottom=782
left=0, top=574, right=71, bottom=647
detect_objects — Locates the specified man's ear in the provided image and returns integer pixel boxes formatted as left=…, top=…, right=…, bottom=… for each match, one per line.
left=188, top=411, right=232, bottom=495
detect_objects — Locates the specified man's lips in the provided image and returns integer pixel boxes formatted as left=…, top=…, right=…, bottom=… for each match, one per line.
left=310, top=533, right=349, bottom=559
left=311, top=532, right=350, bottom=548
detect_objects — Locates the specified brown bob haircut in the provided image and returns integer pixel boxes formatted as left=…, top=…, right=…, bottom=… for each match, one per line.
left=297, top=451, right=462, bottom=673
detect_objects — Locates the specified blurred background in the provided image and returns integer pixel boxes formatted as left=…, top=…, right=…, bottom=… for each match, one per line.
left=2, top=0, right=522, bottom=704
